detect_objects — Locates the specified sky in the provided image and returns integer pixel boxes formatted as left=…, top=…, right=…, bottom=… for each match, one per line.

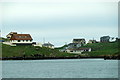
left=0, top=0, right=119, bottom=47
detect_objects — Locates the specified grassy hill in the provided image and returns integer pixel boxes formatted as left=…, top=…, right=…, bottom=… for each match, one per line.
left=0, top=37, right=10, bottom=42
left=81, top=41, right=119, bottom=56
left=2, top=44, right=76, bottom=58
left=1, top=40, right=120, bottom=58
left=55, top=40, right=120, bottom=57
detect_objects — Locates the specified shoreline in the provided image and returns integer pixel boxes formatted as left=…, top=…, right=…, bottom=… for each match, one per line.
left=1, top=56, right=119, bottom=60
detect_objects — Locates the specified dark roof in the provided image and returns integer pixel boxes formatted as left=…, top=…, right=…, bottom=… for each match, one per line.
left=10, top=34, right=33, bottom=40
left=68, top=43, right=79, bottom=45
left=101, top=36, right=110, bottom=38
left=73, top=39, right=85, bottom=41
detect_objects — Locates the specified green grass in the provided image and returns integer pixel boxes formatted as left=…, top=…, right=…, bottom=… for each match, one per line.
left=0, top=37, right=10, bottom=42
left=2, top=44, right=77, bottom=58
left=81, top=41, right=119, bottom=56
left=1, top=40, right=120, bottom=57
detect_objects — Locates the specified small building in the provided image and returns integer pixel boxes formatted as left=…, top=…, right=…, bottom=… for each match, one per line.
left=100, top=36, right=110, bottom=42
left=115, top=38, right=120, bottom=42
left=88, top=40, right=97, bottom=44
left=67, top=43, right=81, bottom=49
left=10, top=34, right=33, bottom=45
left=73, top=38, right=86, bottom=45
left=66, top=48, right=91, bottom=54
left=42, top=42, right=54, bottom=49
left=33, top=42, right=42, bottom=47
left=6, top=32, right=17, bottom=39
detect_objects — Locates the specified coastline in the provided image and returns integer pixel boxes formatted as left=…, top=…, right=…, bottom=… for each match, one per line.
left=1, top=56, right=119, bottom=60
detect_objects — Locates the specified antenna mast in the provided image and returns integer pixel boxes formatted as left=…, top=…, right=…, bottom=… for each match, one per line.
left=43, top=37, right=45, bottom=44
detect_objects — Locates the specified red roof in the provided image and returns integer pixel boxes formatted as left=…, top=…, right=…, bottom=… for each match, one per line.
left=10, top=34, right=33, bottom=40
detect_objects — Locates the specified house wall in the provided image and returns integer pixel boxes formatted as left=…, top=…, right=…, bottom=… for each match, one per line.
left=73, top=40, right=86, bottom=44
left=100, top=36, right=110, bottom=42
left=10, top=40, right=32, bottom=44
left=66, top=50, right=83, bottom=54
left=67, top=43, right=81, bottom=49
left=45, top=46, right=54, bottom=49
left=66, top=48, right=91, bottom=54
left=33, top=43, right=42, bottom=47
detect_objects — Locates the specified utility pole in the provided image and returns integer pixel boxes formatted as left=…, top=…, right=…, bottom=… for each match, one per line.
left=43, top=37, right=45, bottom=44
left=0, top=30, right=1, bottom=38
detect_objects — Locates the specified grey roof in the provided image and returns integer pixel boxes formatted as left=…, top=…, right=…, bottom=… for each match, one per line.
left=68, top=43, right=79, bottom=46
left=101, top=36, right=110, bottom=38
left=43, top=43, right=54, bottom=46
left=73, top=39, right=85, bottom=41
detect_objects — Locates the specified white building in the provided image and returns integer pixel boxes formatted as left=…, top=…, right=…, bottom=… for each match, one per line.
left=10, top=34, right=33, bottom=45
left=66, top=48, right=91, bottom=54
left=67, top=43, right=81, bottom=49
left=33, top=42, right=42, bottom=47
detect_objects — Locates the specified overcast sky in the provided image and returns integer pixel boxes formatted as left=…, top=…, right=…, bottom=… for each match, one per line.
left=0, top=0, right=118, bottom=47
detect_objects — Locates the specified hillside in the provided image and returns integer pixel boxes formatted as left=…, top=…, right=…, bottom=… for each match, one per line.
left=81, top=41, right=119, bottom=56
left=55, top=41, right=120, bottom=57
left=1, top=40, right=120, bottom=59
left=2, top=44, right=76, bottom=58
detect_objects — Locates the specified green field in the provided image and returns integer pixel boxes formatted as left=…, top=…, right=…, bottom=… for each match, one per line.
left=81, top=41, right=119, bottom=56
left=2, top=44, right=76, bottom=58
left=1, top=40, right=120, bottom=58
left=56, top=41, right=119, bottom=57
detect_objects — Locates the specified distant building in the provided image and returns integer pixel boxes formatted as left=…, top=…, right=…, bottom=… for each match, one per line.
left=66, top=48, right=91, bottom=54
left=6, top=32, right=17, bottom=39
left=100, top=36, right=110, bottom=42
left=73, top=39, right=86, bottom=45
left=33, top=42, right=42, bottom=47
left=10, top=34, right=33, bottom=45
left=65, top=38, right=86, bottom=52
left=42, top=42, right=54, bottom=49
left=115, top=38, right=120, bottom=42
left=67, top=43, right=81, bottom=49
left=88, top=40, right=97, bottom=44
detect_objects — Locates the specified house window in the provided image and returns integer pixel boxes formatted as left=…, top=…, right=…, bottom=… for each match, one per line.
left=23, top=40, right=24, bottom=42
left=70, top=51, right=73, bottom=52
left=19, top=36, right=22, bottom=38
left=74, top=45, right=77, bottom=47
left=18, top=40, right=20, bottom=42
left=26, top=40, right=28, bottom=42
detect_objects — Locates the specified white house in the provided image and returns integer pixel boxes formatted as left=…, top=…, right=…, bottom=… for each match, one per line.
left=67, top=43, right=81, bottom=49
left=73, top=38, right=86, bottom=45
left=33, top=42, right=42, bottom=47
left=66, top=48, right=91, bottom=54
left=10, top=34, right=33, bottom=45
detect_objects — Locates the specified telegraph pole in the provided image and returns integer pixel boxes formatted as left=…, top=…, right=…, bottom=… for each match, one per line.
left=0, top=30, right=1, bottom=38
left=43, top=37, right=45, bottom=44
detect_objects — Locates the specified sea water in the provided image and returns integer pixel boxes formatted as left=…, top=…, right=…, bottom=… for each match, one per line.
left=2, top=59, right=118, bottom=78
